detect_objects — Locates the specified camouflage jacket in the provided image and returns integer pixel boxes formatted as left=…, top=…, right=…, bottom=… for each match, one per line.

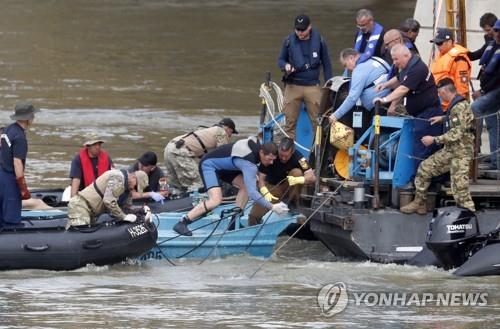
left=78, top=169, right=131, bottom=220
left=434, top=97, right=474, bottom=151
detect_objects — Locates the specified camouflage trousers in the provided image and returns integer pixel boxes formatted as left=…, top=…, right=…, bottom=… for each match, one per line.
left=414, top=147, right=475, bottom=212
left=67, top=195, right=96, bottom=228
left=164, top=142, right=203, bottom=192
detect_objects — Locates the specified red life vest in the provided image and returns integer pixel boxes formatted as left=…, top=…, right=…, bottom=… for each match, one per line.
left=79, top=148, right=110, bottom=187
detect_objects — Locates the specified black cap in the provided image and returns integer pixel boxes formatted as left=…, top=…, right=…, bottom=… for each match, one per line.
left=138, top=151, right=157, bottom=166
left=437, top=77, right=455, bottom=89
left=430, top=28, right=453, bottom=43
left=219, top=118, right=238, bottom=134
left=294, top=14, right=310, bottom=30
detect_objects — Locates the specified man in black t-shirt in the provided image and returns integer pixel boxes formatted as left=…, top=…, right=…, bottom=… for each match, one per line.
left=128, top=151, right=169, bottom=201
left=248, top=138, right=315, bottom=226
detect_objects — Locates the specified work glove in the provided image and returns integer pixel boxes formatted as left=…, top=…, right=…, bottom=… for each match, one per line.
left=272, top=202, right=289, bottom=217
left=16, top=176, right=31, bottom=200
left=149, top=191, right=165, bottom=203
left=143, top=205, right=152, bottom=223
left=260, top=186, right=278, bottom=202
left=287, top=176, right=305, bottom=186
left=123, top=214, right=137, bottom=223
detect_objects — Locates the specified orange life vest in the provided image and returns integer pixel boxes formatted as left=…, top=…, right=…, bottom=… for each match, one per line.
left=431, top=44, right=472, bottom=110
left=79, top=148, right=110, bottom=187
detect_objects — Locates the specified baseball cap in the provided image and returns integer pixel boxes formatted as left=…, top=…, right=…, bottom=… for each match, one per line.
left=294, top=14, right=310, bottom=30
left=436, top=77, right=455, bottom=89
left=219, top=118, right=238, bottom=134
left=430, top=28, right=453, bottom=43
left=134, top=170, right=149, bottom=193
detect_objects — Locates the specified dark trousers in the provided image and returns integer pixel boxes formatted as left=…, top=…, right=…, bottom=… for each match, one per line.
left=0, top=170, right=22, bottom=227
left=413, top=106, right=443, bottom=168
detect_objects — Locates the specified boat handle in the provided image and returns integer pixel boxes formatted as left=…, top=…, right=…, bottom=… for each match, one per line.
left=83, top=240, right=103, bottom=249
left=23, top=244, right=49, bottom=252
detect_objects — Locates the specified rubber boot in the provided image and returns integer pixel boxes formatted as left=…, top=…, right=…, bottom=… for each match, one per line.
left=173, top=216, right=192, bottom=236
left=400, top=197, right=427, bottom=215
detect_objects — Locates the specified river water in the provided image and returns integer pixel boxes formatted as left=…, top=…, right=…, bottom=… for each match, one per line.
left=0, top=1, right=498, bottom=328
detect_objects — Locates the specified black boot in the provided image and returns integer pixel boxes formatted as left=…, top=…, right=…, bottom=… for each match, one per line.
left=173, top=216, right=192, bottom=236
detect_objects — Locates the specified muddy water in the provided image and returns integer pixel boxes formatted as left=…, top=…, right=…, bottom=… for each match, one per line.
left=2, top=1, right=498, bottom=328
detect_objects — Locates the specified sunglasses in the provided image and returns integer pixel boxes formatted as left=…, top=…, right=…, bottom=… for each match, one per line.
left=295, top=27, right=307, bottom=32
left=435, top=41, right=444, bottom=46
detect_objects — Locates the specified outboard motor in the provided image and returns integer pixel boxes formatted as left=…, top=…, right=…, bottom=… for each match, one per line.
left=425, top=206, right=479, bottom=269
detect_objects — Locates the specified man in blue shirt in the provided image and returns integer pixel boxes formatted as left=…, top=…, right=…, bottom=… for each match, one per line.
left=329, top=48, right=390, bottom=126
left=173, top=138, right=289, bottom=236
left=471, top=19, right=500, bottom=170
left=278, top=14, right=332, bottom=140
left=0, top=103, right=39, bottom=228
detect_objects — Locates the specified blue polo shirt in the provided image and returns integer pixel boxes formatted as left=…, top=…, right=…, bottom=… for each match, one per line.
left=333, top=57, right=391, bottom=120
left=0, top=122, right=28, bottom=173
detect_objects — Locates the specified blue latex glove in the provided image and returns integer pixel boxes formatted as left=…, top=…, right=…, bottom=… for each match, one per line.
left=150, top=191, right=165, bottom=203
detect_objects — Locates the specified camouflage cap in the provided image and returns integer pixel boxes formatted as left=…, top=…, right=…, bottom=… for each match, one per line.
left=134, top=170, right=149, bottom=193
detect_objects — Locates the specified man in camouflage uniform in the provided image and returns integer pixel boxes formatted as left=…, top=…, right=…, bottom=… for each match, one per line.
left=401, top=78, right=475, bottom=214
left=164, top=118, right=237, bottom=192
left=67, top=169, right=149, bottom=227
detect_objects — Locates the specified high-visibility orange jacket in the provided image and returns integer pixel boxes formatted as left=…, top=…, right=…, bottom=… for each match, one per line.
left=431, top=44, right=472, bottom=111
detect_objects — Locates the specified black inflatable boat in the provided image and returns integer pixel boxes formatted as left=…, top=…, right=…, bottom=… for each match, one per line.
left=0, top=216, right=158, bottom=271
left=426, top=206, right=500, bottom=277
left=30, top=188, right=194, bottom=213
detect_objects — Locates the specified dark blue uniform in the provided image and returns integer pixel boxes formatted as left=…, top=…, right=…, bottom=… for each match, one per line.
left=398, top=55, right=443, bottom=166
left=0, top=123, right=28, bottom=227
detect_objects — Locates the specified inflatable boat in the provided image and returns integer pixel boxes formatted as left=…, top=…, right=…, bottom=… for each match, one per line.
left=426, top=207, right=500, bottom=276
left=29, top=188, right=194, bottom=214
left=0, top=215, right=158, bottom=271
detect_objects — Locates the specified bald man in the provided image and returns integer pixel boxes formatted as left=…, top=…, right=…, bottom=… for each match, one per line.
left=382, top=29, right=418, bottom=66
left=373, top=44, right=443, bottom=173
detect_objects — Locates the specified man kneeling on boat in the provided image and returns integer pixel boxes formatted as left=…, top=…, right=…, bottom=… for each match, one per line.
left=67, top=169, right=149, bottom=228
left=248, top=137, right=315, bottom=226
left=173, top=137, right=290, bottom=236
left=400, top=78, right=475, bottom=214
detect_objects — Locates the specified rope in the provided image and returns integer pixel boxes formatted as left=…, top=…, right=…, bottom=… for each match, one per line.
left=243, top=185, right=291, bottom=252
left=249, top=179, right=348, bottom=279
left=259, top=83, right=311, bottom=153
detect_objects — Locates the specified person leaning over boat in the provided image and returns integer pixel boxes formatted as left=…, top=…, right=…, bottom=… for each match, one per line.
left=173, top=138, right=289, bottom=236
left=248, top=137, right=315, bottom=226
left=69, top=137, right=113, bottom=197
left=328, top=48, right=390, bottom=127
left=430, top=28, right=472, bottom=110
left=0, top=103, right=39, bottom=228
left=469, top=15, right=500, bottom=171
left=373, top=44, right=443, bottom=169
left=67, top=169, right=149, bottom=227
left=352, top=9, right=385, bottom=64
left=278, top=14, right=332, bottom=140
left=401, top=78, right=475, bottom=214
left=164, top=118, right=237, bottom=192
left=128, top=151, right=169, bottom=201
